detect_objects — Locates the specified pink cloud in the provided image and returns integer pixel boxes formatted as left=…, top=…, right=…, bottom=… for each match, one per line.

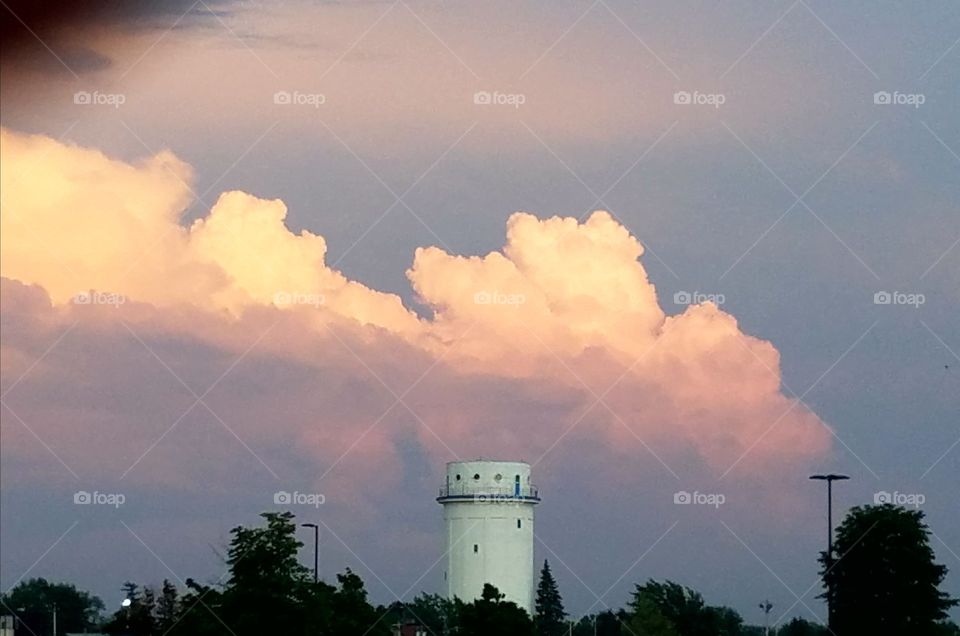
left=1, top=129, right=830, bottom=511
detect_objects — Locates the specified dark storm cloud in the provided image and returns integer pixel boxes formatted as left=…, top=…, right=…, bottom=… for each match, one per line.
left=0, top=0, right=236, bottom=73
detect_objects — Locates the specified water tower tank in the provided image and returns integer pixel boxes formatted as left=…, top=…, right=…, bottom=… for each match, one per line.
left=437, top=460, right=540, bottom=614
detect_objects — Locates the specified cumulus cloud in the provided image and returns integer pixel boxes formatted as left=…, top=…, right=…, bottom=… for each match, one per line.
left=0, top=128, right=830, bottom=494
left=0, top=128, right=418, bottom=333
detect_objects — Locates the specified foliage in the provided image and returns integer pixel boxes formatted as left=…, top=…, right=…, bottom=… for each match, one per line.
left=934, top=621, right=960, bottom=636
left=535, top=560, right=567, bottom=636
left=775, top=617, right=827, bottom=636
left=102, top=512, right=391, bottom=636
left=629, top=580, right=742, bottom=636
left=1, top=578, right=104, bottom=635
left=102, top=581, right=156, bottom=635
left=407, top=593, right=457, bottom=635
left=456, top=583, right=534, bottom=636
left=5, top=506, right=955, bottom=636
left=626, top=593, right=678, bottom=636
left=821, top=504, right=958, bottom=636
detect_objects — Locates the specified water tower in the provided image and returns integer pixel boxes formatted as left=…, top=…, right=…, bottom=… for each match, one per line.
left=437, top=460, right=541, bottom=614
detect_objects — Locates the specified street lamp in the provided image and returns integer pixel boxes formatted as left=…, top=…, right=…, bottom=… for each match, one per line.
left=121, top=597, right=132, bottom=632
left=758, top=599, right=773, bottom=636
left=809, top=473, right=849, bottom=629
left=301, top=523, right=319, bottom=582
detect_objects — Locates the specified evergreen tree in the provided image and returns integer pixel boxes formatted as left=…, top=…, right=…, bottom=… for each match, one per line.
left=535, top=560, right=566, bottom=636
left=156, top=580, right=179, bottom=633
left=103, top=582, right=154, bottom=635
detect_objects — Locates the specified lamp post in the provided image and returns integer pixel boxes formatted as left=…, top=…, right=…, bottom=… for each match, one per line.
left=809, top=473, right=849, bottom=629
left=758, top=599, right=772, bottom=636
left=121, top=598, right=132, bottom=627
left=301, top=523, right=319, bottom=582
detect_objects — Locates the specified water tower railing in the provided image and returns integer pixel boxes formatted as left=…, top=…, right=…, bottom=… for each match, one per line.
left=437, top=483, right=540, bottom=500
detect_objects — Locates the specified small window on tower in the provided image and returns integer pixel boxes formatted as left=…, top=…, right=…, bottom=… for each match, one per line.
left=473, top=473, right=480, bottom=480
left=473, top=544, right=479, bottom=553
left=455, top=474, right=461, bottom=481
left=517, top=519, right=522, bottom=529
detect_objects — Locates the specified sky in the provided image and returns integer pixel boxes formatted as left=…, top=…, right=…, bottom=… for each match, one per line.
left=1, top=0, right=958, bottom=627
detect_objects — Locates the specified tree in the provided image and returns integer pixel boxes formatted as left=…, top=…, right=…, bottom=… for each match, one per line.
left=329, top=568, right=389, bottom=636
left=103, top=582, right=156, bottom=635
left=934, top=621, right=960, bottom=636
left=630, top=580, right=742, bottom=636
left=626, top=593, right=677, bottom=636
left=821, top=504, right=957, bottom=636
left=458, top=584, right=533, bottom=636
left=1, top=578, right=104, bottom=635
left=597, top=610, right=629, bottom=636
left=162, top=512, right=388, bottom=636
left=570, top=610, right=627, bottom=636
left=776, top=617, right=826, bottom=636
left=220, top=511, right=312, bottom=635
left=407, top=593, right=457, bottom=636
left=165, top=578, right=224, bottom=636
left=711, top=606, right=744, bottom=636
left=156, top=580, right=179, bottom=633
left=535, top=560, right=566, bottom=636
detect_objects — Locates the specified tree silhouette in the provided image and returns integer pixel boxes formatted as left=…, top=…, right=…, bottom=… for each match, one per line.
left=776, top=617, right=826, bottom=636
left=626, top=593, right=677, bottom=636
left=535, top=560, right=566, bottom=636
left=220, top=511, right=312, bottom=634
left=458, top=583, right=533, bottom=636
left=156, top=580, right=179, bottom=633
left=1, top=578, right=104, bottom=635
left=821, top=504, right=957, bottom=636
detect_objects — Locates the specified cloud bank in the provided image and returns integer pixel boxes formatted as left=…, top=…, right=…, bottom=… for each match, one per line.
left=1, top=128, right=830, bottom=501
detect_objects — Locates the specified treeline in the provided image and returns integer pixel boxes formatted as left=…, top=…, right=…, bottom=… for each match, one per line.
left=2, top=505, right=958, bottom=636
